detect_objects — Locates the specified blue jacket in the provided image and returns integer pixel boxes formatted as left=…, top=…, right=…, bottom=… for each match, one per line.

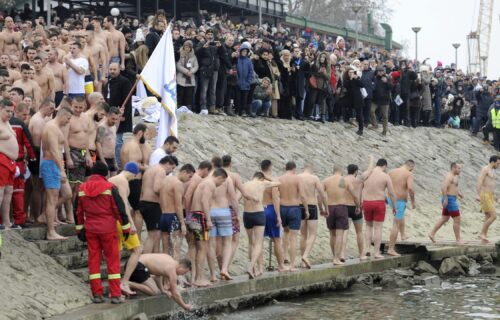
left=236, top=56, right=254, bottom=91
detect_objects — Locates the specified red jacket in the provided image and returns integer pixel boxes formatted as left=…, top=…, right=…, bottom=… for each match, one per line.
left=75, top=175, right=130, bottom=234
left=330, top=66, right=337, bottom=91
left=9, top=117, right=36, bottom=161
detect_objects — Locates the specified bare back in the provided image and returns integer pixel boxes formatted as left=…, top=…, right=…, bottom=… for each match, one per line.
left=298, top=172, right=321, bottom=205
left=362, top=167, right=393, bottom=201
left=191, top=179, right=216, bottom=212
left=140, top=165, right=165, bottom=203
left=323, top=174, right=349, bottom=205
left=278, top=173, right=303, bottom=206
left=212, top=176, right=235, bottom=209
left=388, top=167, right=412, bottom=200
left=159, top=175, right=183, bottom=213
left=29, top=112, right=49, bottom=147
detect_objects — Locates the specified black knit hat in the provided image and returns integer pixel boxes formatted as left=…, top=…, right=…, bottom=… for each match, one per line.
left=91, top=161, right=109, bottom=177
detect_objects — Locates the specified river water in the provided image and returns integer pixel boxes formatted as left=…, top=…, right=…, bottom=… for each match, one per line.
left=209, top=277, right=500, bottom=320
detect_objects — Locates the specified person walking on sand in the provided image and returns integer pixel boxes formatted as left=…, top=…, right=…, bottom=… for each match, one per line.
left=476, top=155, right=500, bottom=243
left=429, top=162, right=465, bottom=245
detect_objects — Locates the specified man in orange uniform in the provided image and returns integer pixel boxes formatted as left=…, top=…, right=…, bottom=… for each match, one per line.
left=74, top=161, right=131, bottom=304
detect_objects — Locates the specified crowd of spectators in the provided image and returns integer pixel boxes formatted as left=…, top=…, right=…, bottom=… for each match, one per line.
left=2, top=4, right=500, bottom=142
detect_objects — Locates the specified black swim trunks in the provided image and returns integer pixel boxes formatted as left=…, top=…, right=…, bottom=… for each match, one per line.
left=105, top=158, right=118, bottom=173
left=300, top=205, right=318, bottom=220
left=68, top=147, right=87, bottom=183
left=128, top=179, right=142, bottom=211
left=28, top=146, right=41, bottom=175
left=347, top=205, right=363, bottom=223
left=129, top=261, right=150, bottom=284
left=139, top=201, right=162, bottom=231
left=243, top=211, right=266, bottom=229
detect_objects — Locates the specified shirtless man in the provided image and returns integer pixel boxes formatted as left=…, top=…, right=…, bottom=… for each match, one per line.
left=159, top=164, right=195, bottom=259
left=85, top=99, right=106, bottom=170
left=0, top=100, right=18, bottom=229
left=0, top=17, right=22, bottom=56
left=33, top=56, right=55, bottom=101
left=96, top=107, right=120, bottom=176
left=429, top=162, right=464, bottom=244
left=243, top=172, right=281, bottom=278
left=120, top=123, right=153, bottom=240
left=341, top=157, right=374, bottom=261
left=207, top=160, right=239, bottom=282
left=48, top=33, right=68, bottom=64
left=65, top=96, right=92, bottom=201
left=387, top=160, right=416, bottom=256
left=323, top=165, right=358, bottom=265
left=362, top=159, right=397, bottom=259
left=140, top=155, right=178, bottom=254
left=91, top=17, right=110, bottom=53
left=0, top=55, right=19, bottom=84
left=103, top=16, right=126, bottom=70
left=7, top=55, right=21, bottom=84
left=41, top=107, right=73, bottom=240
left=259, top=160, right=288, bottom=273
left=108, top=161, right=142, bottom=296
left=297, top=164, right=326, bottom=268
left=60, top=29, right=71, bottom=52
left=188, top=168, right=228, bottom=287
left=476, top=156, right=500, bottom=243
left=221, top=155, right=258, bottom=267
left=183, top=160, right=212, bottom=280
left=13, top=64, right=41, bottom=105
left=84, top=24, right=107, bottom=91
left=278, top=161, right=308, bottom=271
left=127, top=253, right=192, bottom=311
left=26, top=99, right=55, bottom=222
left=47, top=48, right=68, bottom=106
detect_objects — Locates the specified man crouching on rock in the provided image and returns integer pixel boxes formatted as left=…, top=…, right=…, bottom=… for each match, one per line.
left=127, top=253, right=192, bottom=311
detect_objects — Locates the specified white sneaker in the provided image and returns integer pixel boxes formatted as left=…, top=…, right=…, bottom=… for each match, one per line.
left=199, top=109, right=209, bottom=115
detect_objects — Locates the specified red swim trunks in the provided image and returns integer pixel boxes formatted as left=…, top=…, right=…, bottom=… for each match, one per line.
left=363, top=200, right=386, bottom=222
left=0, top=152, right=16, bottom=187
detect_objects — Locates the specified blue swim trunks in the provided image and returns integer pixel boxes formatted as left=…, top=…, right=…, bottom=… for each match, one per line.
left=386, top=197, right=407, bottom=220
left=160, top=213, right=180, bottom=233
left=280, top=205, right=301, bottom=230
left=264, top=205, right=281, bottom=238
left=209, top=208, right=233, bottom=237
left=40, top=160, right=61, bottom=190
left=441, top=195, right=460, bottom=217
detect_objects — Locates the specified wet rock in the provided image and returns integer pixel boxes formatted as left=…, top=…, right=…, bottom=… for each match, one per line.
left=395, top=278, right=414, bottom=289
left=478, top=262, right=497, bottom=274
left=414, top=275, right=441, bottom=287
left=394, top=268, right=415, bottom=277
left=473, top=253, right=493, bottom=265
left=128, top=313, right=148, bottom=320
left=468, top=260, right=481, bottom=276
left=455, top=255, right=473, bottom=270
left=439, top=257, right=466, bottom=277
left=413, top=261, right=438, bottom=275
left=228, top=300, right=239, bottom=310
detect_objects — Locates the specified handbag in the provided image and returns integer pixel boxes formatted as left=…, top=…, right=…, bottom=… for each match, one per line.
left=309, top=75, right=318, bottom=89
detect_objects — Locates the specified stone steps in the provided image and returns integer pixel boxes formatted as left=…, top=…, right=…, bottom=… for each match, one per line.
left=15, top=224, right=76, bottom=241
left=70, top=259, right=128, bottom=282
left=33, top=236, right=87, bottom=255
left=54, top=250, right=90, bottom=269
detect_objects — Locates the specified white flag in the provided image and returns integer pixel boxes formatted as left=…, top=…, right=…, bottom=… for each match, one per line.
left=136, top=25, right=177, bottom=148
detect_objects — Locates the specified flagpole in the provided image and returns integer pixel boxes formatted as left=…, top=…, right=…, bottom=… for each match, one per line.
left=120, top=77, right=141, bottom=111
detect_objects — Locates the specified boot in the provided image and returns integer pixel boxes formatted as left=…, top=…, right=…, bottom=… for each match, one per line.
left=208, top=106, right=217, bottom=114
left=321, top=114, right=326, bottom=123
left=225, top=105, right=235, bottom=116
left=92, top=295, right=105, bottom=304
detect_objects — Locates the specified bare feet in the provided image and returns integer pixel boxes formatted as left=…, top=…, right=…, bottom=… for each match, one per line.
left=387, top=250, right=401, bottom=257
left=47, top=232, right=68, bottom=240
left=479, top=235, right=490, bottom=244
left=301, top=257, right=311, bottom=269
left=65, top=219, right=75, bottom=225
left=456, top=239, right=466, bottom=245
left=289, top=267, right=299, bottom=272
left=359, top=256, right=368, bottom=261
left=374, top=254, right=384, bottom=260
left=278, top=266, right=290, bottom=272
left=333, top=259, right=345, bottom=266
left=401, top=235, right=410, bottom=241
left=220, top=272, right=233, bottom=281
left=120, top=282, right=136, bottom=296
left=210, top=276, right=218, bottom=283
left=247, top=270, right=255, bottom=279
left=254, top=270, right=264, bottom=277
left=428, top=234, right=436, bottom=243
left=194, top=280, right=212, bottom=287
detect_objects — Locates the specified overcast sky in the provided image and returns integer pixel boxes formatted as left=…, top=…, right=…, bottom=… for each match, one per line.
left=387, top=0, right=500, bottom=78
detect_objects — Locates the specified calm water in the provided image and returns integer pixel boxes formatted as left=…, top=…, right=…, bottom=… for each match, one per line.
left=208, top=277, right=500, bottom=320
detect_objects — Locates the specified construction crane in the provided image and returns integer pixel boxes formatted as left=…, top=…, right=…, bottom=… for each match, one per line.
left=467, top=0, right=494, bottom=76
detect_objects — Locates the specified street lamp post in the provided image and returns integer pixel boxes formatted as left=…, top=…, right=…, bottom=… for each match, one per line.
left=352, top=5, right=362, bottom=50
left=452, top=43, right=460, bottom=69
left=411, top=27, right=421, bottom=61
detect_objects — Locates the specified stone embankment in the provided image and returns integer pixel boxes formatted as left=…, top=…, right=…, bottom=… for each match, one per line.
left=174, top=114, right=500, bottom=275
